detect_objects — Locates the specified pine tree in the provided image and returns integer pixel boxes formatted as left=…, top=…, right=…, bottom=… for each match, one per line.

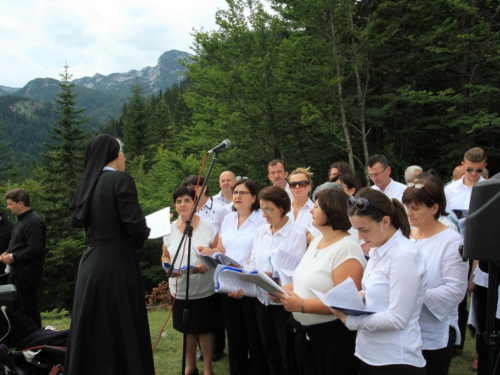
left=40, top=64, right=89, bottom=311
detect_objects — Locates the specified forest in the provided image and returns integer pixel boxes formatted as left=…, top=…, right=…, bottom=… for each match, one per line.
left=1, top=0, right=499, bottom=311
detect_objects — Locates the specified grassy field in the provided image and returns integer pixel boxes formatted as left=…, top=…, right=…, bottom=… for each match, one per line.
left=42, top=308, right=477, bottom=375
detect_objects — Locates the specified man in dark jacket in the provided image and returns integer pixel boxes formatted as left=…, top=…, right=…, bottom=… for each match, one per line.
left=1, top=189, right=46, bottom=328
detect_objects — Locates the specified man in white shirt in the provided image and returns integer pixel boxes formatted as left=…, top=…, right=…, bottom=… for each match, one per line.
left=268, top=159, right=293, bottom=202
left=213, top=171, right=235, bottom=207
left=445, top=147, right=486, bottom=213
left=444, top=147, right=486, bottom=364
left=367, top=154, right=407, bottom=203
left=183, top=175, right=228, bottom=233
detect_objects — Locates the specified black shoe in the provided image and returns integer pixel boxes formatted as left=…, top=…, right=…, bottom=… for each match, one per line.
left=196, top=350, right=204, bottom=361
left=212, top=351, right=224, bottom=362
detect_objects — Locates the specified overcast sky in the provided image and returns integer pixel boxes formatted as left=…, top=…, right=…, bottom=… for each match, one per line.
left=0, top=0, right=231, bottom=88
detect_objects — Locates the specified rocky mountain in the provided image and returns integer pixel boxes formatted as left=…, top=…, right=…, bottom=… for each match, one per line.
left=1, top=49, right=191, bottom=103
left=73, top=50, right=191, bottom=96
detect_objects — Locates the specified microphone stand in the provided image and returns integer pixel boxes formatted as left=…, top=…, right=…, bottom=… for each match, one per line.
left=166, top=151, right=221, bottom=375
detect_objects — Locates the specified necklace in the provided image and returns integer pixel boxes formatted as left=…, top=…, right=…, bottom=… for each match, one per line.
left=314, top=231, right=343, bottom=258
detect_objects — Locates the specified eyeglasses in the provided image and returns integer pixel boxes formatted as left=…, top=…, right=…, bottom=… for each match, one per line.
left=466, top=168, right=483, bottom=174
left=236, top=176, right=248, bottom=181
left=347, top=195, right=373, bottom=211
left=261, top=207, right=276, bottom=215
left=289, top=180, right=310, bottom=189
left=367, top=167, right=387, bottom=179
left=233, top=190, right=251, bottom=196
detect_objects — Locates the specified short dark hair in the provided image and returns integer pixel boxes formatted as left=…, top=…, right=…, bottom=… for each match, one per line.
left=4, top=188, right=30, bottom=207
left=258, top=186, right=291, bottom=217
left=268, top=159, right=287, bottom=172
left=173, top=186, right=195, bottom=203
left=335, top=174, right=362, bottom=195
left=367, top=154, right=389, bottom=169
left=348, top=187, right=410, bottom=238
left=232, top=179, right=260, bottom=211
left=402, top=177, right=445, bottom=220
left=314, top=188, right=351, bottom=231
left=182, top=175, right=209, bottom=196
left=464, top=147, right=487, bottom=163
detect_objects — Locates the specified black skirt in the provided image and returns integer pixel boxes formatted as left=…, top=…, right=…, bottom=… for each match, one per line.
left=172, top=293, right=217, bottom=334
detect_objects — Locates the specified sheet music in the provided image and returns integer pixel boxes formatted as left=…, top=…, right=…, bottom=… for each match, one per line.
left=271, top=250, right=302, bottom=276
left=214, top=265, right=258, bottom=297
left=242, top=271, right=288, bottom=296
left=311, top=277, right=365, bottom=310
left=146, top=207, right=171, bottom=239
left=276, top=269, right=294, bottom=286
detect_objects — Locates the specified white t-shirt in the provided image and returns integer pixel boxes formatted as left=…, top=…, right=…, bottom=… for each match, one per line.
left=249, top=219, right=307, bottom=305
left=410, top=228, right=467, bottom=350
left=445, top=175, right=485, bottom=211
left=292, top=235, right=366, bottom=326
left=220, top=210, right=267, bottom=266
left=371, top=179, right=407, bottom=203
left=163, top=218, right=217, bottom=299
left=346, top=230, right=427, bottom=368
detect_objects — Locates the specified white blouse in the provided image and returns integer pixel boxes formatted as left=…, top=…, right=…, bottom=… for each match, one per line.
left=346, top=230, right=427, bottom=368
left=292, top=235, right=366, bottom=326
left=249, top=219, right=307, bottom=305
left=219, top=210, right=266, bottom=266
left=164, top=218, right=217, bottom=299
left=410, top=228, right=468, bottom=350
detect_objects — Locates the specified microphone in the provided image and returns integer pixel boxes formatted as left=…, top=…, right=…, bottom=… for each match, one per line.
left=207, top=139, right=231, bottom=154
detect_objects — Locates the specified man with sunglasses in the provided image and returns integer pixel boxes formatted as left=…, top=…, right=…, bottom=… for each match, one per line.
left=445, top=147, right=487, bottom=213
left=367, top=154, right=407, bottom=203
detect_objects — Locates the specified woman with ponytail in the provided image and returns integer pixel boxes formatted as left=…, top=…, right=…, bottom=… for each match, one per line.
left=333, top=188, right=428, bottom=375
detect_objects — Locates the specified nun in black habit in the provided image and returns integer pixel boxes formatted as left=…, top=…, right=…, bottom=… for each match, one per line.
left=64, top=135, right=155, bottom=375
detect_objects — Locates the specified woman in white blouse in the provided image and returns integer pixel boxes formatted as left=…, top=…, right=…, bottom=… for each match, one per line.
left=287, top=167, right=317, bottom=242
left=275, top=188, right=366, bottom=375
left=162, top=187, right=218, bottom=375
left=250, top=186, right=307, bottom=375
left=334, top=187, right=427, bottom=375
left=403, top=177, right=467, bottom=375
left=200, top=179, right=268, bottom=375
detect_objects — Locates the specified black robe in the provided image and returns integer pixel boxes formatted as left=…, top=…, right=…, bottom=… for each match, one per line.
left=64, top=170, right=155, bottom=375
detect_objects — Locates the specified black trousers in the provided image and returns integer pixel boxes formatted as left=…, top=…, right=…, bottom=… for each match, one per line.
left=359, top=361, right=426, bottom=375
left=221, top=295, right=270, bottom=375
left=8, top=267, right=42, bottom=329
left=475, top=284, right=500, bottom=375
left=255, top=302, right=297, bottom=375
left=213, top=293, right=226, bottom=353
left=422, top=326, right=456, bottom=375
left=287, top=317, right=358, bottom=375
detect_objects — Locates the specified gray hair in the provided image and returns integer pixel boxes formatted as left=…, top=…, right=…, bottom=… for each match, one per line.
left=312, top=182, right=344, bottom=201
left=404, top=165, right=423, bottom=184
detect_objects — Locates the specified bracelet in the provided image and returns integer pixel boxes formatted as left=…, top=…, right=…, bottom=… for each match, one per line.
left=300, top=299, right=305, bottom=314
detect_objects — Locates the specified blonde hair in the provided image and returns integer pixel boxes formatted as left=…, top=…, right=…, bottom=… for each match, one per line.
left=289, top=167, right=314, bottom=187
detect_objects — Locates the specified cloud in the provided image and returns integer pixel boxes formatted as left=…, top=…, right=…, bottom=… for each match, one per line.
left=0, top=0, right=229, bottom=87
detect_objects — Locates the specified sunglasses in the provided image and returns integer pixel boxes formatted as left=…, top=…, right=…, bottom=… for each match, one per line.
left=236, top=176, right=248, bottom=181
left=289, top=180, right=310, bottom=189
left=466, top=168, right=483, bottom=174
left=347, top=195, right=372, bottom=211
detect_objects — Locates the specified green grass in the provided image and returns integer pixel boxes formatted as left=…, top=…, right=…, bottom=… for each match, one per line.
left=42, top=308, right=477, bottom=375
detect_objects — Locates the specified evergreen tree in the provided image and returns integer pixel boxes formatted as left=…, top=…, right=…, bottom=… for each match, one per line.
left=39, top=64, right=88, bottom=311
left=0, top=126, right=13, bottom=184
left=123, top=84, right=150, bottom=159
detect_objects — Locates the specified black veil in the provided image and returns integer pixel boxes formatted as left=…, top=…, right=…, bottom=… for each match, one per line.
left=70, top=135, right=120, bottom=228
